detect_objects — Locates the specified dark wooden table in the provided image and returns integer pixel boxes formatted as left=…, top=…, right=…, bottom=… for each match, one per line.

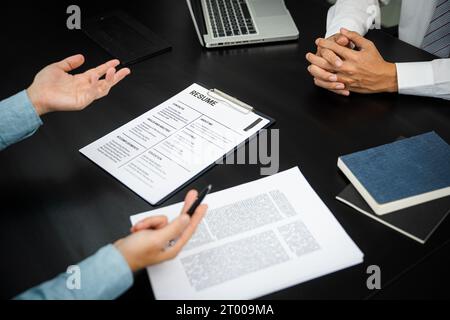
left=1, top=0, right=449, bottom=300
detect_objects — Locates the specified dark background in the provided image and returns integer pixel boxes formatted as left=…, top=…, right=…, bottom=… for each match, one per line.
left=0, top=0, right=449, bottom=300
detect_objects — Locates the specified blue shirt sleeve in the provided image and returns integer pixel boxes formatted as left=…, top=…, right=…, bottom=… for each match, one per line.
left=3, top=92, right=134, bottom=299
left=14, top=244, right=134, bottom=300
left=0, top=90, right=43, bottom=151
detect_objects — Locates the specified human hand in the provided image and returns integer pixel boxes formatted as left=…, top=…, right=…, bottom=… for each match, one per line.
left=307, top=28, right=398, bottom=95
left=316, top=32, right=352, bottom=65
left=306, top=32, right=352, bottom=96
left=114, top=190, right=208, bottom=272
left=26, top=54, right=131, bottom=116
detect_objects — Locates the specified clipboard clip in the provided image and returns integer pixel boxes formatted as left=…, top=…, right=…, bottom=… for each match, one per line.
left=207, top=88, right=254, bottom=115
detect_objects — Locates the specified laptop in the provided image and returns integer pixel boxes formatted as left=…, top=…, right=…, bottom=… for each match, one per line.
left=187, top=0, right=299, bottom=48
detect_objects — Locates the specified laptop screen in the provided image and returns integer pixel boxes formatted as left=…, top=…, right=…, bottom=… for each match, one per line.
left=186, top=0, right=207, bottom=46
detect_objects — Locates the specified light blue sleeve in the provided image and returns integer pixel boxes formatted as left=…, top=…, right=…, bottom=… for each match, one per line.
left=14, top=244, right=134, bottom=300
left=0, top=90, right=43, bottom=151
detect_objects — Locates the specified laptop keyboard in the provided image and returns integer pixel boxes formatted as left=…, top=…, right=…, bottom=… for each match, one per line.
left=206, top=0, right=257, bottom=38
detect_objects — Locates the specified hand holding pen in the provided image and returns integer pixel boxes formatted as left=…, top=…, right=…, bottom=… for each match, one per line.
left=118, top=187, right=210, bottom=271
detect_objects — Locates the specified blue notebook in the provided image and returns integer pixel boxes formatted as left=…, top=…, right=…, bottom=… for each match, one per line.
left=338, top=132, right=450, bottom=215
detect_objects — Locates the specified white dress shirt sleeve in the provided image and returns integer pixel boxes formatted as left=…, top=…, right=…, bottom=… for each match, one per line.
left=396, top=59, right=450, bottom=100
left=326, top=0, right=381, bottom=38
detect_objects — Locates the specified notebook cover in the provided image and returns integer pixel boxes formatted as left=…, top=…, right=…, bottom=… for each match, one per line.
left=339, top=132, right=450, bottom=205
left=337, top=184, right=450, bottom=243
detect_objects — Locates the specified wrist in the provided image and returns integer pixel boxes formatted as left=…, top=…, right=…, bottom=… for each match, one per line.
left=384, top=62, right=398, bottom=93
left=26, top=84, right=47, bottom=116
left=114, top=239, right=141, bottom=273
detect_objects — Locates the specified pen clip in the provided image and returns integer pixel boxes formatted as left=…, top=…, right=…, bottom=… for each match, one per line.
left=207, top=89, right=254, bottom=115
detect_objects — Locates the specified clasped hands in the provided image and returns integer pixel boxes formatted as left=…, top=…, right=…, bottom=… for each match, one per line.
left=306, top=28, right=398, bottom=96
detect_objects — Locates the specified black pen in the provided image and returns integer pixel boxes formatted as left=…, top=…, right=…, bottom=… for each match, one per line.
left=187, top=185, right=212, bottom=216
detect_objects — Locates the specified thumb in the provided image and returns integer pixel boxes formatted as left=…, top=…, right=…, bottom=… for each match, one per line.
left=131, top=215, right=169, bottom=233
left=340, top=28, right=370, bottom=49
left=157, top=214, right=190, bottom=243
left=55, top=54, right=85, bottom=72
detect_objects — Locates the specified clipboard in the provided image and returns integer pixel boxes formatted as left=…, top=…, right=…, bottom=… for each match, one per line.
left=80, top=83, right=276, bottom=206
left=152, top=84, right=276, bottom=206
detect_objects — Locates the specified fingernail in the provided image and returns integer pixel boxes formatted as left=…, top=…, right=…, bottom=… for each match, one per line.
left=335, top=59, right=343, bottom=67
left=329, top=75, right=338, bottom=82
left=336, top=83, right=345, bottom=89
left=315, top=39, right=320, bottom=45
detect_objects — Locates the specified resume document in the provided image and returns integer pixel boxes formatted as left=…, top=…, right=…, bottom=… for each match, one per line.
left=80, top=84, right=270, bottom=205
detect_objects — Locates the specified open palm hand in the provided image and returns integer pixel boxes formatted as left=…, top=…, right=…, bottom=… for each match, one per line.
left=27, top=54, right=131, bottom=116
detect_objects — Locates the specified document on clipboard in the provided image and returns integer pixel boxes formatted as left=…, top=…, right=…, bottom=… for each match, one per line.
left=80, top=83, right=274, bottom=205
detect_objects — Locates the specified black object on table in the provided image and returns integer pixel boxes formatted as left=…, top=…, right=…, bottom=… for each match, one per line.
left=82, top=11, right=171, bottom=66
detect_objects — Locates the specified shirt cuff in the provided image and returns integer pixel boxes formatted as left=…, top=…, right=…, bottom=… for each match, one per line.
left=14, top=244, right=133, bottom=300
left=0, top=90, right=43, bottom=150
left=326, top=18, right=366, bottom=38
left=395, top=62, right=435, bottom=96
left=76, top=244, right=134, bottom=300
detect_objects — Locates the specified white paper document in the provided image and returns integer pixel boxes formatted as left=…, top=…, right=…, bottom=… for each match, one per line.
left=130, top=167, right=364, bottom=300
left=80, top=83, right=270, bottom=205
